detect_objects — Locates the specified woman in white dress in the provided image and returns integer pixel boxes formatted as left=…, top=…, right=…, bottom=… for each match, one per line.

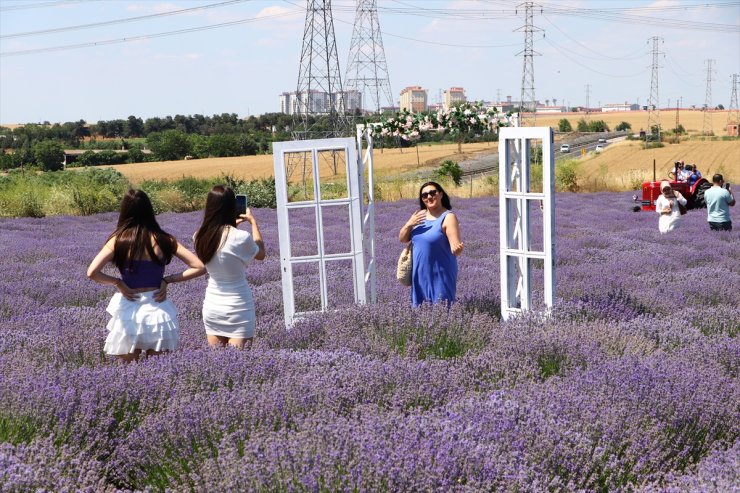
left=194, top=185, right=265, bottom=348
left=655, top=180, right=687, bottom=234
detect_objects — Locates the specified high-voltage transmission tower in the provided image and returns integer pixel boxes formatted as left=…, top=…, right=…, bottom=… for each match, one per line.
left=345, top=0, right=393, bottom=114
left=728, top=74, right=739, bottom=126
left=515, top=2, right=542, bottom=126
left=702, top=59, right=715, bottom=135
left=646, top=36, right=663, bottom=144
left=294, top=0, right=350, bottom=139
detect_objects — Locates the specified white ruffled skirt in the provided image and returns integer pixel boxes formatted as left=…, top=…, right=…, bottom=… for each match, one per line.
left=104, top=291, right=179, bottom=355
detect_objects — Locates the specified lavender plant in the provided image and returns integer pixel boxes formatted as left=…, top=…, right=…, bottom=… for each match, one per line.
left=0, top=193, right=737, bottom=491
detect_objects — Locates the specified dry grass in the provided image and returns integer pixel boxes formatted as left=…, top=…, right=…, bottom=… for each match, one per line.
left=87, top=109, right=737, bottom=195
left=535, top=109, right=735, bottom=137
left=100, top=142, right=498, bottom=184
left=576, top=139, right=740, bottom=191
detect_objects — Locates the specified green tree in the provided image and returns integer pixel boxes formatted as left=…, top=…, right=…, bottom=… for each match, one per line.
left=126, top=116, right=144, bottom=138
left=435, top=160, right=463, bottom=186
left=147, top=130, right=192, bottom=161
left=615, top=121, right=632, bottom=131
left=208, top=134, right=241, bottom=157
left=32, top=140, right=65, bottom=171
left=587, top=120, right=610, bottom=132
left=576, top=118, right=589, bottom=132
left=558, top=119, right=572, bottom=132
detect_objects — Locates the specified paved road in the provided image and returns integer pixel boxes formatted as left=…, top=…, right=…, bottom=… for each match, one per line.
left=457, top=130, right=630, bottom=177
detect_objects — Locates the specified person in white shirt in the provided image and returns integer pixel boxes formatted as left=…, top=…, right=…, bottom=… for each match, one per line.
left=193, top=185, right=266, bottom=349
left=655, top=180, right=687, bottom=234
left=676, top=160, right=692, bottom=182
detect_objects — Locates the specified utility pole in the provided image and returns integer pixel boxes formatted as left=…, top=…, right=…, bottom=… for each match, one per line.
left=646, top=36, right=663, bottom=144
left=675, top=96, right=681, bottom=131
left=702, top=59, right=715, bottom=135
left=294, top=0, right=349, bottom=139
left=728, top=74, right=739, bottom=126
left=585, top=84, right=591, bottom=116
left=346, top=0, right=393, bottom=114
left=515, top=2, right=542, bottom=126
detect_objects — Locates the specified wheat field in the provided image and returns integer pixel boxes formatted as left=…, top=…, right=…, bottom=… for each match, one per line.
left=574, top=139, right=740, bottom=191
left=92, top=109, right=737, bottom=192
left=536, top=109, right=735, bottom=137
left=102, top=142, right=498, bottom=184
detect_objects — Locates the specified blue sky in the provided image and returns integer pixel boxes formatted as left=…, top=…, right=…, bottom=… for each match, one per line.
left=1, top=0, right=738, bottom=124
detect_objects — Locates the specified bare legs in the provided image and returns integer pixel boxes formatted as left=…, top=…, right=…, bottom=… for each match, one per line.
left=207, top=335, right=253, bottom=350
left=115, top=348, right=165, bottom=363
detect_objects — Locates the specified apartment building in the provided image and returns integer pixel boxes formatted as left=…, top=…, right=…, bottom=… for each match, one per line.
left=399, top=86, right=428, bottom=113
left=443, top=87, right=466, bottom=109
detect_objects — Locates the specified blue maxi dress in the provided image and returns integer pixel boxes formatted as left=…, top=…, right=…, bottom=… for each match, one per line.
left=410, top=210, right=458, bottom=306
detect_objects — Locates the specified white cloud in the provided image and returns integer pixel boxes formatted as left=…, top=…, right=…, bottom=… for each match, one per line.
left=256, top=6, right=298, bottom=21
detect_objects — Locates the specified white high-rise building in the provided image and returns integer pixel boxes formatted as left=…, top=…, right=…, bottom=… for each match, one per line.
left=280, top=90, right=361, bottom=115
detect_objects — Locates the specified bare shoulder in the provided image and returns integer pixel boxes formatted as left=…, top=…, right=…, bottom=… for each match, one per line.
left=103, top=236, right=116, bottom=250
left=443, top=211, right=459, bottom=222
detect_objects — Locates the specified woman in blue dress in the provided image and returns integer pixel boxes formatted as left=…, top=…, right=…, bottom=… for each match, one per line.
left=399, top=181, right=464, bottom=306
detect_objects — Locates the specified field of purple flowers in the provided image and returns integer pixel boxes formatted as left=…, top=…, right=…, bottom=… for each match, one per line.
left=0, top=192, right=738, bottom=492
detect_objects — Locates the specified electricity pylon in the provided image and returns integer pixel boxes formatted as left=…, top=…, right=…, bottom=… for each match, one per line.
left=345, top=0, right=393, bottom=114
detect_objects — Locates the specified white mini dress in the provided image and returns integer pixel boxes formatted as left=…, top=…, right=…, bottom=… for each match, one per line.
left=200, top=226, right=260, bottom=339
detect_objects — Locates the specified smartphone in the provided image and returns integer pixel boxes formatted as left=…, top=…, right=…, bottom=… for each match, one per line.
left=725, top=183, right=731, bottom=191
left=235, top=194, right=248, bottom=215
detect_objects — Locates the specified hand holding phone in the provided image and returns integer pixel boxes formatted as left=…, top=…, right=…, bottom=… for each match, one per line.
left=236, top=194, right=248, bottom=215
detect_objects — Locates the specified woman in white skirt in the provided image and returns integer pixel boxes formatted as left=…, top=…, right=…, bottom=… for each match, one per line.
left=87, top=189, right=205, bottom=362
left=655, top=180, right=688, bottom=234
left=194, top=185, right=265, bottom=349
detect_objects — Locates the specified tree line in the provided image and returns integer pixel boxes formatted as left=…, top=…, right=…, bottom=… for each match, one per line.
left=0, top=112, right=307, bottom=171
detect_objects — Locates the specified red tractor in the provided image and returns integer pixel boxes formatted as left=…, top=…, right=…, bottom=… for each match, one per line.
left=639, top=161, right=712, bottom=211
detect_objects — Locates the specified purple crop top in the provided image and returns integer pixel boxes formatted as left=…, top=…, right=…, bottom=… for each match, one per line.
left=120, top=260, right=166, bottom=289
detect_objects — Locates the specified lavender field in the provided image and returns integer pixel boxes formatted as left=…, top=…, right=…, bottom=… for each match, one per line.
left=1, top=193, right=738, bottom=492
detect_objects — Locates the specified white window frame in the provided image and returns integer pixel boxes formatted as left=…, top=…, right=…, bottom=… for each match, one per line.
left=498, top=126, right=556, bottom=320
left=273, top=136, right=375, bottom=326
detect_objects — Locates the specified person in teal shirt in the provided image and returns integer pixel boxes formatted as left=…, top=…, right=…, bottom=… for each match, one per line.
left=704, top=173, right=735, bottom=231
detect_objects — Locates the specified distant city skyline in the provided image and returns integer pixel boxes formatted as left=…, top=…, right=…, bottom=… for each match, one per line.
left=1, top=0, right=738, bottom=124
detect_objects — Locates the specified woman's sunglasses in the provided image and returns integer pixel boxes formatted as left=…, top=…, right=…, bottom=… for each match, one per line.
left=421, top=189, right=439, bottom=200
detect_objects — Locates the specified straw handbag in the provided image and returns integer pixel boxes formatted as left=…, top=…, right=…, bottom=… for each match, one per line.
left=396, top=243, right=413, bottom=286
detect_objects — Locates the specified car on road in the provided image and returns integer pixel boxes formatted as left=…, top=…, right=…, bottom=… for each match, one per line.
left=595, top=144, right=604, bottom=153
left=598, top=138, right=607, bottom=144
left=560, top=144, right=570, bottom=153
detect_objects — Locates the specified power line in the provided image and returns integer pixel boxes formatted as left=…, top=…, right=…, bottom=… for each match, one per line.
left=1, top=0, right=251, bottom=39
left=540, top=14, right=645, bottom=61
left=0, top=9, right=302, bottom=57
left=0, top=0, right=102, bottom=12
left=542, top=37, right=648, bottom=79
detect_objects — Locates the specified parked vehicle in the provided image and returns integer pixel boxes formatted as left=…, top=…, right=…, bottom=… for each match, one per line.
left=639, top=162, right=712, bottom=211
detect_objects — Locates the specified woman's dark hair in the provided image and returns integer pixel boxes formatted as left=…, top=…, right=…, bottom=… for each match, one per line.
left=194, top=185, right=238, bottom=264
left=108, top=189, right=177, bottom=271
left=418, top=181, right=452, bottom=210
